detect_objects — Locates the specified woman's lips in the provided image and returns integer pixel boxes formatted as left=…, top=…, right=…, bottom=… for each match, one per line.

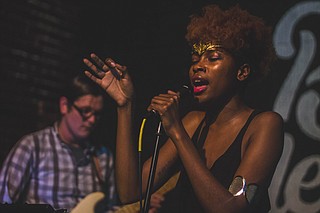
left=193, top=85, right=207, bottom=94
left=192, top=75, right=208, bottom=94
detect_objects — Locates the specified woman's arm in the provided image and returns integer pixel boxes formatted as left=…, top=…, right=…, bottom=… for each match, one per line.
left=147, top=90, right=284, bottom=212
left=172, top=111, right=284, bottom=212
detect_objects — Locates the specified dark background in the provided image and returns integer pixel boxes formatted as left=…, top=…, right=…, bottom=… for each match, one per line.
left=0, top=0, right=319, bottom=212
left=0, top=0, right=290, bottom=162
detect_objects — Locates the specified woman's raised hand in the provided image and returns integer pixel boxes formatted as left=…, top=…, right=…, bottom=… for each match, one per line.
left=83, top=53, right=134, bottom=107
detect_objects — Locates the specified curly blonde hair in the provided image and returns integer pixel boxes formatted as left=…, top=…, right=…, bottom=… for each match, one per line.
left=185, top=4, right=276, bottom=80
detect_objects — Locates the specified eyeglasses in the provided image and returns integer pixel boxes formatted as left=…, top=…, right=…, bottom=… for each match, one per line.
left=72, top=103, right=102, bottom=120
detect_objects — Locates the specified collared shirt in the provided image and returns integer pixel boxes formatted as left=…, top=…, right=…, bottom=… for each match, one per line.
left=0, top=123, right=117, bottom=212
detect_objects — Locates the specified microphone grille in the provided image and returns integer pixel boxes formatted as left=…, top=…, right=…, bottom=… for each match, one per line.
left=179, top=84, right=192, bottom=97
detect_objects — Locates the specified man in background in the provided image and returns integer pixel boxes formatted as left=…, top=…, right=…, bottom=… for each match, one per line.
left=0, top=74, right=117, bottom=212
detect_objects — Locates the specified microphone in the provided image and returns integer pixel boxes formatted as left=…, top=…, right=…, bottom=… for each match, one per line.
left=144, top=84, right=193, bottom=119
left=141, top=85, right=193, bottom=213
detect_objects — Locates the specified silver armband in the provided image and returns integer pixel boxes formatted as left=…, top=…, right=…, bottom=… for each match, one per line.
left=228, top=176, right=258, bottom=204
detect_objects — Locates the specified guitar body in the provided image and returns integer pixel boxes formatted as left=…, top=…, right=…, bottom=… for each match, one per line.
left=115, top=172, right=180, bottom=213
left=70, top=192, right=105, bottom=213
left=71, top=172, right=180, bottom=213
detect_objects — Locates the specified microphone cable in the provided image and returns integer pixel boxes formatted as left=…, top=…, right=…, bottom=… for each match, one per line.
left=138, top=117, right=147, bottom=213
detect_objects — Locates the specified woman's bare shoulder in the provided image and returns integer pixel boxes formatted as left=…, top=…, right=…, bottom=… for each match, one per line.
left=247, top=110, right=284, bottom=146
left=254, top=111, right=284, bottom=126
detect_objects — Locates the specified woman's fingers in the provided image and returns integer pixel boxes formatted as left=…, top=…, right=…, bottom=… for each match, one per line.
left=90, top=53, right=105, bottom=68
left=84, top=70, right=102, bottom=85
left=84, top=53, right=128, bottom=80
left=83, top=57, right=105, bottom=79
left=105, top=58, right=123, bottom=79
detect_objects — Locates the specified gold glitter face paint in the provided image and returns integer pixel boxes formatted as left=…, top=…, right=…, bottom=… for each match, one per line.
left=192, top=42, right=223, bottom=55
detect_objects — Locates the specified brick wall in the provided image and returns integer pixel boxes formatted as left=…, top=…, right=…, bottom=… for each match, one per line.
left=0, top=0, right=83, bottom=164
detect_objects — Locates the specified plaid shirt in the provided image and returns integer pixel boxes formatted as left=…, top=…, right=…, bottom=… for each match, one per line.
left=0, top=123, right=117, bottom=212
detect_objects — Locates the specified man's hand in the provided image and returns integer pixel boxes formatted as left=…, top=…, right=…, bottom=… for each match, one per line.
left=148, top=193, right=165, bottom=213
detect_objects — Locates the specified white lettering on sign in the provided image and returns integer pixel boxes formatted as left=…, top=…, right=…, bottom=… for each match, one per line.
left=270, top=1, right=320, bottom=212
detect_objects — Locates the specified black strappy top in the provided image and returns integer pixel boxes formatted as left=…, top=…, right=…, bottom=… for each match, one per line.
left=160, top=110, right=270, bottom=213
